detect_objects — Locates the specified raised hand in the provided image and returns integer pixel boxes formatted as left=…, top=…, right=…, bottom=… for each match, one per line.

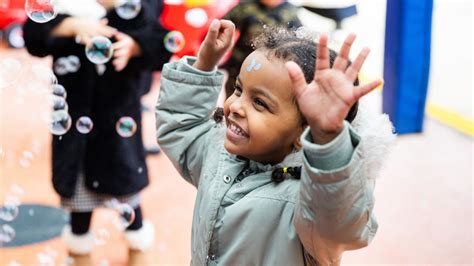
left=111, top=31, right=142, bottom=72
left=286, top=33, right=382, bottom=144
left=193, top=19, right=235, bottom=72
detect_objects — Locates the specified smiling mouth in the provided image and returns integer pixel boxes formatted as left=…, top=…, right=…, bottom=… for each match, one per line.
left=226, top=119, right=249, bottom=138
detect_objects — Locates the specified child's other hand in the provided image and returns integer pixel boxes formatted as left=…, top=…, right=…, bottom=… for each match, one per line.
left=193, top=19, right=235, bottom=72
left=74, top=18, right=117, bottom=46
left=111, top=31, right=142, bottom=72
left=285, top=33, right=382, bottom=144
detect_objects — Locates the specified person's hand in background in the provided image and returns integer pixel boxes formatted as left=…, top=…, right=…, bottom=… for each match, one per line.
left=111, top=31, right=142, bottom=72
left=51, top=17, right=117, bottom=46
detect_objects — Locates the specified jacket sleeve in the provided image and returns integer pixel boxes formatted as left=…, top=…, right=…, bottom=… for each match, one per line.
left=294, top=122, right=378, bottom=265
left=23, top=14, right=78, bottom=58
left=155, top=56, right=224, bottom=187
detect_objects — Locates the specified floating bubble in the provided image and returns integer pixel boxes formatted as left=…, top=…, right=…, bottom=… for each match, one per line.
left=115, top=117, right=137, bottom=138
left=163, top=31, right=185, bottom=53
left=76, top=116, right=93, bottom=134
left=185, top=8, right=208, bottom=28
left=51, top=84, right=67, bottom=99
left=117, top=203, right=135, bottom=229
left=66, top=55, right=81, bottom=73
left=0, top=58, right=22, bottom=89
left=25, top=0, right=58, bottom=23
left=137, top=167, right=143, bottom=174
left=115, top=0, right=141, bottom=20
left=53, top=57, right=69, bottom=76
left=49, top=110, right=72, bottom=135
left=49, top=95, right=68, bottom=112
left=62, top=256, right=75, bottom=266
left=0, top=203, right=19, bottom=222
left=0, top=224, right=16, bottom=243
left=104, top=199, right=135, bottom=230
left=85, top=36, right=113, bottom=64
left=96, top=64, right=106, bottom=76
left=94, top=228, right=110, bottom=246
left=32, top=65, right=57, bottom=85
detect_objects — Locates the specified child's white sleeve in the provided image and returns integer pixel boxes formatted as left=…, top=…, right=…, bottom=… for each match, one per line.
left=294, top=121, right=378, bottom=265
left=156, top=56, right=224, bottom=187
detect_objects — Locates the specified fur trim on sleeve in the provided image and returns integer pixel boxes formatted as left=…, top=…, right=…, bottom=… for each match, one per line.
left=351, top=103, right=397, bottom=179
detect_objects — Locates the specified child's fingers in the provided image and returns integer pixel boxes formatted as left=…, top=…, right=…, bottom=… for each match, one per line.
left=286, top=61, right=307, bottom=98
left=354, top=79, right=382, bottom=100
left=113, top=48, right=128, bottom=58
left=333, top=33, right=356, bottom=71
left=113, top=57, right=128, bottom=72
left=204, top=19, right=220, bottom=44
left=219, top=20, right=235, bottom=48
left=345, top=47, right=370, bottom=82
left=316, top=33, right=330, bottom=72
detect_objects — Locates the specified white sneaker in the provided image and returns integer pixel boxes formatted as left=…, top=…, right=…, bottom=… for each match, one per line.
left=61, top=225, right=94, bottom=255
left=124, top=219, right=155, bottom=251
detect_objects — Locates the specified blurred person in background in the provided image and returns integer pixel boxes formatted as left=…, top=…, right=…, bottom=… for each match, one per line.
left=222, top=0, right=301, bottom=98
left=23, top=0, right=170, bottom=255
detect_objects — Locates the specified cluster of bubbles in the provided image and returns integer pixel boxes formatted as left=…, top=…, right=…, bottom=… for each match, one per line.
left=25, top=0, right=58, bottom=23
left=49, top=83, right=72, bottom=136
left=104, top=199, right=136, bottom=230
left=115, top=0, right=142, bottom=20
left=53, top=56, right=81, bottom=76
left=85, top=36, right=114, bottom=65
left=0, top=186, right=26, bottom=245
left=164, top=31, right=186, bottom=54
left=115, top=116, right=137, bottom=138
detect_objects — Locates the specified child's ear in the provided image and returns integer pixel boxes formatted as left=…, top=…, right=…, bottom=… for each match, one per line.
left=293, top=137, right=302, bottom=151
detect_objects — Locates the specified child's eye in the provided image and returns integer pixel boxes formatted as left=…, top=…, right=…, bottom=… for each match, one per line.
left=254, top=98, right=268, bottom=109
left=233, top=85, right=242, bottom=96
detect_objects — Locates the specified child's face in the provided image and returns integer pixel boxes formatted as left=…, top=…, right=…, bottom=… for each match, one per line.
left=224, top=50, right=304, bottom=164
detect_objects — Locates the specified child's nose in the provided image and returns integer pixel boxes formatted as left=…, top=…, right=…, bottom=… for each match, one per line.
left=229, top=97, right=245, bottom=117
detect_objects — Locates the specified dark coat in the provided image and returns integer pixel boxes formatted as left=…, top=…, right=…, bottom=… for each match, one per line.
left=23, top=1, right=171, bottom=198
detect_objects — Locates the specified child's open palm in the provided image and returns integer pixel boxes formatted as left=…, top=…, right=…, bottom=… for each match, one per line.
left=286, top=33, right=382, bottom=144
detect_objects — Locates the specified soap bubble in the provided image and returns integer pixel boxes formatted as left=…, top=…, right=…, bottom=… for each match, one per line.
left=49, top=95, right=68, bottom=112
left=49, top=110, right=72, bottom=135
left=85, top=36, right=113, bottom=64
left=25, top=0, right=58, bottom=23
left=66, top=55, right=81, bottom=73
left=32, top=65, right=57, bottom=85
left=0, top=203, right=19, bottom=222
left=115, top=0, right=141, bottom=20
left=163, top=31, right=185, bottom=53
left=0, top=58, right=22, bottom=89
left=115, top=117, right=137, bottom=138
left=53, top=57, right=69, bottom=76
left=76, top=116, right=94, bottom=134
left=93, top=228, right=110, bottom=246
left=185, top=8, right=208, bottom=28
left=117, top=203, right=135, bottom=229
left=104, top=199, right=135, bottom=230
left=51, top=84, right=67, bottom=99
left=0, top=224, right=16, bottom=243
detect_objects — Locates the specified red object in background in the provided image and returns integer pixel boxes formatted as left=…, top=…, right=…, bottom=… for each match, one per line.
left=160, top=0, right=238, bottom=58
left=0, top=0, right=27, bottom=48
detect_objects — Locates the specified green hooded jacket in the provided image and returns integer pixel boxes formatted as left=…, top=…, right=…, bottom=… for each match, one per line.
left=156, top=57, right=383, bottom=265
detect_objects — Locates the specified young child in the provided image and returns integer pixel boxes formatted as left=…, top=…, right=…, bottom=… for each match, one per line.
left=23, top=0, right=169, bottom=255
left=156, top=20, right=393, bottom=265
